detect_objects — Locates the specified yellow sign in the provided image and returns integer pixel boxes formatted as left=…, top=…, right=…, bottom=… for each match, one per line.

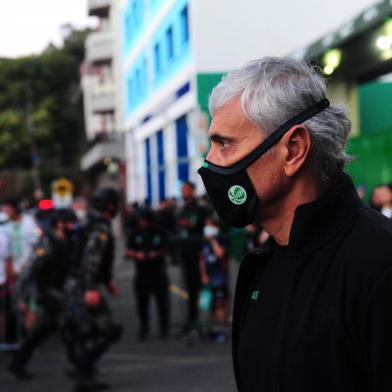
left=52, top=178, right=74, bottom=197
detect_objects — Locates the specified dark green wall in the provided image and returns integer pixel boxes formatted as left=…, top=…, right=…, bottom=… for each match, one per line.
left=359, top=81, right=392, bottom=133
left=346, top=129, right=392, bottom=199
left=345, top=81, right=392, bottom=198
left=196, top=73, right=225, bottom=113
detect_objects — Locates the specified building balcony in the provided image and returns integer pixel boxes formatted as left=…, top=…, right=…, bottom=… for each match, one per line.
left=88, top=0, right=111, bottom=17
left=81, top=133, right=125, bottom=171
left=86, top=30, right=113, bottom=65
left=91, top=82, right=115, bottom=114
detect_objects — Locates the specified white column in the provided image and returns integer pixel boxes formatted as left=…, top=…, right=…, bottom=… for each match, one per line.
left=187, top=108, right=209, bottom=196
left=164, top=120, right=178, bottom=198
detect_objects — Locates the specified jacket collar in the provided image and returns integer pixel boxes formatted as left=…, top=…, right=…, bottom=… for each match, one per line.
left=287, top=172, right=365, bottom=254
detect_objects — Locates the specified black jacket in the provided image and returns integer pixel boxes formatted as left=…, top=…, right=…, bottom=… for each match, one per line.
left=80, top=213, right=114, bottom=290
left=232, top=172, right=392, bottom=392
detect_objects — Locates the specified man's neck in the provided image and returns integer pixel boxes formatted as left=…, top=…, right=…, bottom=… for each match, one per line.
left=260, top=175, right=323, bottom=246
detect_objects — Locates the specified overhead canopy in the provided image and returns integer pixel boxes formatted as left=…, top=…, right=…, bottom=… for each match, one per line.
left=297, top=0, right=392, bottom=61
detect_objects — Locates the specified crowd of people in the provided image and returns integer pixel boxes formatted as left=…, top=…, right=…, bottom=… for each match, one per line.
left=1, top=178, right=391, bottom=391
left=0, top=181, right=261, bottom=391
left=123, top=179, right=392, bottom=346
left=0, top=188, right=122, bottom=391
left=124, top=181, right=235, bottom=343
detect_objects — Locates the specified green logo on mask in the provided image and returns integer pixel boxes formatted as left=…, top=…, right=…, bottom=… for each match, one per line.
left=228, top=185, right=247, bottom=205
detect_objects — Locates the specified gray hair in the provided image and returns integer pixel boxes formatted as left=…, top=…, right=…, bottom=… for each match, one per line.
left=209, top=57, right=352, bottom=183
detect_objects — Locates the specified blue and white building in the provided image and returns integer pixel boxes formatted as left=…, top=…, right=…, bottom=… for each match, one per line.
left=110, top=0, right=378, bottom=204
left=119, top=0, right=206, bottom=204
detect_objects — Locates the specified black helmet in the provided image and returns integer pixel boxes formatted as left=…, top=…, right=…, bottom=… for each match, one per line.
left=139, top=207, right=154, bottom=223
left=91, top=187, right=120, bottom=216
left=50, top=208, right=78, bottom=228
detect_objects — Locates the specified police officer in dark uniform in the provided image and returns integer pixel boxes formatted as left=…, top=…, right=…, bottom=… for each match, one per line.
left=127, top=208, right=169, bottom=340
left=63, top=187, right=122, bottom=392
left=177, top=181, right=209, bottom=334
left=8, top=209, right=78, bottom=380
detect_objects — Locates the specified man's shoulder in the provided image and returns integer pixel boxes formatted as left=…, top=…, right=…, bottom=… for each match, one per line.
left=350, top=206, right=392, bottom=248
left=343, top=207, right=392, bottom=288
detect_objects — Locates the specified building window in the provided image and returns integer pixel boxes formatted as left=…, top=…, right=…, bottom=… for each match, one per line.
left=180, top=5, right=189, bottom=45
left=143, top=57, right=148, bottom=87
left=125, top=10, right=132, bottom=41
left=136, top=67, right=142, bottom=95
left=166, top=26, right=174, bottom=60
left=132, top=1, right=138, bottom=21
left=127, top=76, right=134, bottom=108
left=154, top=42, right=161, bottom=73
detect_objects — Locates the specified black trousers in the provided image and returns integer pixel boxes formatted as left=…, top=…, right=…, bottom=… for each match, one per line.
left=10, top=307, right=58, bottom=371
left=180, top=249, right=201, bottom=326
left=62, top=299, right=122, bottom=379
left=134, top=270, right=169, bottom=334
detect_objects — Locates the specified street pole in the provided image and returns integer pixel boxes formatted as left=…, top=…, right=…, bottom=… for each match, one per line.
left=26, top=84, right=43, bottom=199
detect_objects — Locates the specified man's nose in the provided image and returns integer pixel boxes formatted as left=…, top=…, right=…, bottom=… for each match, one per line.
left=205, top=149, right=212, bottom=162
left=205, top=145, right=217, bottom=163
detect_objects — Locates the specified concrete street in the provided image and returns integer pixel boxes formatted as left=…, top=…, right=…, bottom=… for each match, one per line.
left=0, top=256, right=238, bottom=392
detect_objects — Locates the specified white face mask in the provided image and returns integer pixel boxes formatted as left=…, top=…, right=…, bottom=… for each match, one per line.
left=75, top=209, right=86, bottom=221
left=203, top=225, right=219, bottom=238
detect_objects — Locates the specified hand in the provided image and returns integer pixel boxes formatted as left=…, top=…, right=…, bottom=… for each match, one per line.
left=106, top=281, right=119, bottom=296
left=178, top=218, right=192, bottom=228
left=19, top=301, right=28, bottom=314
left=6, top=260, right=16, bottom=281
left=148, top=251, right=159, bottom=259
left=84, top=290, right=101, bottom=307
left=137, top=252, right=146, bottom=261
left=26, top=311, right=37, bottom=331
left=201, top=274, right=209, bottom=286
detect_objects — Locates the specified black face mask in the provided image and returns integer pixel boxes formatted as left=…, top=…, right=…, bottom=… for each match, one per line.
left=198, top=99, right=330, bottom=228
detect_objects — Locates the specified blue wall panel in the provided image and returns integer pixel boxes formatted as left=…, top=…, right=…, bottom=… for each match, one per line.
left=157, top=129, right=166, bottom=201
left=123, top=0, right=191, bottom=119
left=151, top=0, right=191, bottom=89
left=145, top=137, right=152, bottom=204
left=125, top=51, right=148, bottom=115
left=176, top=115, right=189, bottom=182
left=123, top=0, right=146, bottom=55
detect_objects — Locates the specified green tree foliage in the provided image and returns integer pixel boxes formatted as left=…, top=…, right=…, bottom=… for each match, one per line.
left=0, top=27, right=91, bottom=169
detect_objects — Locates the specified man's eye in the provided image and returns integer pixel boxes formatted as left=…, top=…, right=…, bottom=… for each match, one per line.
left=220, top=140, right=231, bottom=149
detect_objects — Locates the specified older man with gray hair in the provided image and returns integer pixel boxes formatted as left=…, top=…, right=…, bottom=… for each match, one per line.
left=198, top=57, right=392, bottom=392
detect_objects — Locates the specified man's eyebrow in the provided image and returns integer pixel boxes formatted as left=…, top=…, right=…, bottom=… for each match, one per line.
left=209, top=132, right=235, bottom=143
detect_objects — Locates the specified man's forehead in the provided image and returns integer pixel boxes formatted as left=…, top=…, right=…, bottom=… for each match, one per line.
left=208, top=98, right=259, bottom=138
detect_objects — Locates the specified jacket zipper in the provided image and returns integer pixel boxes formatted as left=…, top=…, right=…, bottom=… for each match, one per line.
left=272, top=254, right=295, bottom=392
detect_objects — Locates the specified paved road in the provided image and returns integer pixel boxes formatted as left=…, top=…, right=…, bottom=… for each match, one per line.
left=0, top=257, right=238, bottom=392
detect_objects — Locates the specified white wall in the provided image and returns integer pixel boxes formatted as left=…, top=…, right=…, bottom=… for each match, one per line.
left=112, top=0, right=125, bottom=132
left=192, top=0, right=379, bottom=73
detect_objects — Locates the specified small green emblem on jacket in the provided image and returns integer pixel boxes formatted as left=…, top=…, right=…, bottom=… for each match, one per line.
left=251, top=290, right=260, bottom=300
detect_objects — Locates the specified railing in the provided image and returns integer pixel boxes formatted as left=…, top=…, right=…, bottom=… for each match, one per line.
left=86, top=30, right=113, bottom=64
left=91, top=82, right=115, bottom=113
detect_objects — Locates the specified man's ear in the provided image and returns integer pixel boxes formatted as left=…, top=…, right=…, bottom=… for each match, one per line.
left=281, top=125, right=312, bottom=177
